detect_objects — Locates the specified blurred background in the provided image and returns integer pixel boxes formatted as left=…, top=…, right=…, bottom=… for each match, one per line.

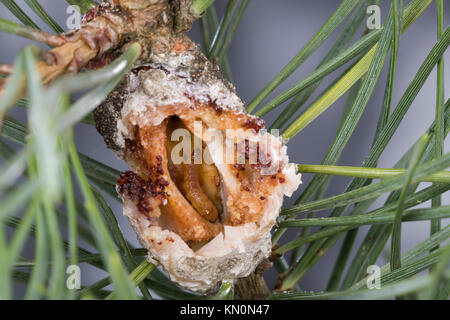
left=1, top=0, right=449, bottom=294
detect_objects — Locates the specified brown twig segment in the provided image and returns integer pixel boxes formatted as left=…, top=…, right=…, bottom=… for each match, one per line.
left=39, top=7, right=128, bottom=82
left=0, top=64, right=13, bottom=76
left=235, top=270, right=271, bottom=300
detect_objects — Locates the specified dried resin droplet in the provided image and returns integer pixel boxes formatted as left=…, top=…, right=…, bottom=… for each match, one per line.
left=94, top=35, right=301, bottom=293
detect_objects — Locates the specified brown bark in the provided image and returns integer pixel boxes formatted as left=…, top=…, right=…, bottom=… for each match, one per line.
left=235, top=272, right=271, bottom=300
left=235, top=260, right=272, bottom=300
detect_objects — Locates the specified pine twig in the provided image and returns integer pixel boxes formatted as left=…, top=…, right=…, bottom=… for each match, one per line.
left=0, top=0, right=200, bottom=102
left=0, top=0, right=202, bottom=131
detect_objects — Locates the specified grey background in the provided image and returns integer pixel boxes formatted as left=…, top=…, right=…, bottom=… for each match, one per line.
left=1, top=0, right=449, bottom=294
